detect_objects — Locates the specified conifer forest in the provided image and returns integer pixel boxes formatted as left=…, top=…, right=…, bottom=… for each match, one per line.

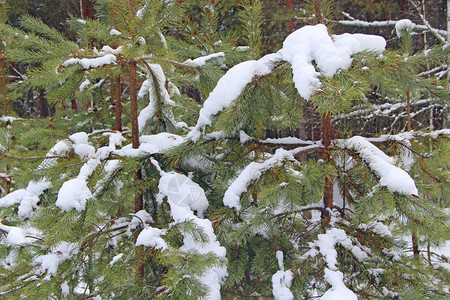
left=0, top=0, right=449, bottom=299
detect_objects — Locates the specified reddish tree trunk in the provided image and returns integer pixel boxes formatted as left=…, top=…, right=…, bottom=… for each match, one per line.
left=287, top=0, right=294, bottom=33
left=115, top=76, right=122, bottom=132
left=128, top=61, right=140, bottom=149
left=406, top=90, right=411, bottom=131
left=321, top=113, right=334, bottom=223
left=1, top=59, right=7, bottom=116
left=71, top=99, right=77, bottom=112
left=412, top=232, right=420, bottom=257
left=128, top=61, right=143, bottom=215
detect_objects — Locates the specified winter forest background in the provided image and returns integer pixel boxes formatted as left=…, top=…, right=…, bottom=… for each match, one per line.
left=0, top=0, right=449, bottom=299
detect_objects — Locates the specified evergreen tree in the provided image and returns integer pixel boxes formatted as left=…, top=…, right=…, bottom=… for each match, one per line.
left=0, top=1, right=449, bottom=299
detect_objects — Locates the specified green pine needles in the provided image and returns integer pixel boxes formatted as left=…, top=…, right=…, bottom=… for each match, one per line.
left=0, top=0, right=449, bottom=299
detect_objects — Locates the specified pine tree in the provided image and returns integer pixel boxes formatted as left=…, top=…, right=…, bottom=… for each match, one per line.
left=0, top=0, right=449, bottom=299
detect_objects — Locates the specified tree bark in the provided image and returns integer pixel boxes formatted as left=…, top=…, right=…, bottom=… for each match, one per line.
left=114, top=76, right=122, bottom=132
left=128, top=61, right=143, bottom=214
left=406, top=90, right=411, bottom=131
left=1, top=59, right=6, bottom=116
left=128, top=61, right=140, bottom=149
left=447, top=0, right=450, bottom=90
left=287, top=0, right=294, bottom=33
left=412, top=232, right=420, bottom=257
left=321, top=113, right=334, bottom=223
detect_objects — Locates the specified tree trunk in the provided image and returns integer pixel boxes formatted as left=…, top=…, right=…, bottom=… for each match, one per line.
left=447, top=0, right=450, bottom=90
left=406, top=90, right=411, bottom=131
left=412, top=232, right=420, bottom=257
left=128, top=61, right=143, bottom=213
left=37, top=89, right=49, bottom=118
left=128, top=61, right=140, bottom=149
left=287, top=0, right=294, bottom=33
left=1, top=59, right=6, bottom=116
left=321, top=113, right=334, bottom=223
left=115, top=76, right=122, bottom=132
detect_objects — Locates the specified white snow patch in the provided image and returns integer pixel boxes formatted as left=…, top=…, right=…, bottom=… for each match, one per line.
left=135, top=227, right=167, bottom=249
left=395, top=19, right=414, bottom=37
left=34, top=242, right=78, bottom=280
left=56, top=178, right=92, bottom=212
left=341, top=136, right=418, bottom=196
left=320, top=268, right=357, bottom=300
left=137, top=64, right=175, bottom=133
left=79, top=79, right=90, bottom=91
left=280, top=24, right=385, bottom=100
left=63, top=54, right=117, bottom=69
left=61, top=281, right=70, bottom=295
left=37, top=140, right=72, bottom=170
left=183, top=52, right=225, bottom=67
left=0, top=180, right=51, bottom=218
left=187, top=53, right=281, bottom=141
left=109, top=253, right=124, bottom=266
left=154, top=164, right=227, bottom=300
left=70, top=132, right=95, bottom=158
left=223, top=149, right=295, bottom=210
left=272, top=251, right=294, bottom=300
left=118, top=133, right=184, bottom=157
left=109, top=29, right=121, bottom=36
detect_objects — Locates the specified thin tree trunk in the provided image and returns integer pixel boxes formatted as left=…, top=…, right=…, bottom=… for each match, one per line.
left=321, top=113, right=334, bottom=223
left=447, top=0, right=450, bottom=90
left=115, top=76, right=122, bottom=132
left=1, top=59, right=7, bottom=116
left=412, top=232, right=420, bottom=257
left=129, top=61, right=143, bottom=212
left=129, top=60, right=144, bottom=281
left=406, top=90, right=411, bottom=131
left=287, top=0, right=294, bottom=33
left=128, top=61, right=140, bottom=149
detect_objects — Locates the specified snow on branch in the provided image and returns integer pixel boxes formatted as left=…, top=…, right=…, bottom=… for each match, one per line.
left=0, top=180, right=51, bottom=219
left=272, top=251, right=294, bottom=300
left=336, top=13, right=447, bottom=38
left=280, top=24, right=385, bottom=100
left=137, top=63, right=175, bottom=133
left=152, top=160, right=227, bottom=299
left=187, top=53, right=282, bottom=142
left=302, top=228, right=363, bottom=300
left=0, top=140, right=72, bottom=219
left=187, top=25, right=385, bottom=142
left=223, top=149, right=297, bottom=210
left=63, top=54, right=117, bottom=69
left=339, top=136, right=419, bottom=196
left=182, top=52, right=225, bottom=67
left=62, top=46, right=123, bottom=70
left=0, top=223, right=37, bottom=245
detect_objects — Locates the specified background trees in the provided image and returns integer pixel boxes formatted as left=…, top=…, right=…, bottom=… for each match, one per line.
left=0, top=0, right=449, bottom=299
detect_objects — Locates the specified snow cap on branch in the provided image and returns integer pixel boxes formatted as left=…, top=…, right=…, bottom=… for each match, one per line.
left=280, top=24, right=385, bottom=100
